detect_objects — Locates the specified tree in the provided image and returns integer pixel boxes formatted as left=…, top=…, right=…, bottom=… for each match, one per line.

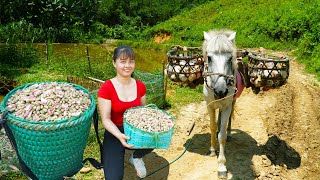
left=1, top=0, right=100, bottom=41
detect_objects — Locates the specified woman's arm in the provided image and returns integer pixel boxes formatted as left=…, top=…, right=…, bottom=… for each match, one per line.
left=98, top=97, right=133, bottom=148
left=140, top=95, right=146, bottom=106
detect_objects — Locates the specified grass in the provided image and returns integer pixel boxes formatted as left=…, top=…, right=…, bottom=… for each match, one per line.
left=140, top=0, right=320, bottom=80
left=165, top=82, right=204, bottom=113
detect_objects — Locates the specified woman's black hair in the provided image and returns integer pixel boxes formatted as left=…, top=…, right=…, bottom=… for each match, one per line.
left=113, top=45, right=135, bottom=62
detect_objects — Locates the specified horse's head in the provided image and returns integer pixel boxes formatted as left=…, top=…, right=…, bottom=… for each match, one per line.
left=202, top=30, right=237, bottom=99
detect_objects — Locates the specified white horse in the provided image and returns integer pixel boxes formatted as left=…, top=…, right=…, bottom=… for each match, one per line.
left=202, top=30, right=238, bottom=178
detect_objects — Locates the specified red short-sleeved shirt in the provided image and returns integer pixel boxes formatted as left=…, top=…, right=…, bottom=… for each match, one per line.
left=98, top=79, right=146, bottom=126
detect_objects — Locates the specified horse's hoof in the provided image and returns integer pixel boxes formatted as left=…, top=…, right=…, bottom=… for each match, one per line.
left=208, top=150, right=216, bottom=157
left=218, top=171, right=228, bottom=179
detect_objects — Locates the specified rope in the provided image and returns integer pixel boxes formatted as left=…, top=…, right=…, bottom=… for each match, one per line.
left=138, top=87, right=236, bottom=179
left=140, top=138, right=193, bottom=179
left=205, top=88, right=238, bottom=108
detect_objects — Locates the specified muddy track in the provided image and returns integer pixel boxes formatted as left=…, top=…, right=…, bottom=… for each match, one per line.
left=260, top=60, right=320, bottom=179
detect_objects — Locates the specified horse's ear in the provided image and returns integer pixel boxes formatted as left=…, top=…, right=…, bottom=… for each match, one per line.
left=204, top=31, right=211, bottom=41
left=228, top=32, right=236, bottom=42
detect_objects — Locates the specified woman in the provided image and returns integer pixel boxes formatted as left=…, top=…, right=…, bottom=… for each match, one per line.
left=98, top=46, right=153, bottom=179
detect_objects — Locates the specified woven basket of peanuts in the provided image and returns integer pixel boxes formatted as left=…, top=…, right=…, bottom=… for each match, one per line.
left=165, top=45, right=204, bottom=85
left=0, top=82, right=96, bottom=180
left=248, top=52, right=290, bottom=93
left=124, top=104, right=174, bottom=149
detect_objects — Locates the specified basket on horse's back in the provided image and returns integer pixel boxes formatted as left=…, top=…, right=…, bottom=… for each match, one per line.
left=165, top=46, right=204, bottom=84
left=165, top=46, right=249, bottom=86
left=248, top=52, right=290, bottom=93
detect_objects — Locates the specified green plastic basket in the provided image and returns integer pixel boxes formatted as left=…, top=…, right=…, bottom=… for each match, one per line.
left=0, top=82, right=96, bottom=180
left=123, top=104, right=174, bottom=149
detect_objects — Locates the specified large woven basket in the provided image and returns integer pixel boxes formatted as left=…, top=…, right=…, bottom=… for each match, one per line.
left=166, top=45, right=204, bottom=85
left=165, top=46, right=248, bottom=85
left=123, top=105, right=174, bottom=149
left=0, top=82, right=96, bottom=180
left=248, top=52, right=290, bottom=89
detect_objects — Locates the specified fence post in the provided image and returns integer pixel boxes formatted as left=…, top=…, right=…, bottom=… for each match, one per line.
left=162, top=60, right=167, bottom=108
left=45, top=42, right=49, bottom=67
left=86, top=45, right=92, bottom=74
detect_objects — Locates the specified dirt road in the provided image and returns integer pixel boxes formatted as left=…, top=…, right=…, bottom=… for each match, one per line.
left=132, top=52, right=320, bottom=180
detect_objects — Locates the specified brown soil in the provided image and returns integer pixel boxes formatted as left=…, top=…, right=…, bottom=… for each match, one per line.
left=154, top=32, right=172, bottom=44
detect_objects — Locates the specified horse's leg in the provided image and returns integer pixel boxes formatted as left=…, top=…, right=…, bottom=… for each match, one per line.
left=208, top=107, right=217, bottom=157
left=217, top=105, right=233, bottom=178
left=227, top=100, right=236, bottom=141
left=217, top=110, right=221, bottom=139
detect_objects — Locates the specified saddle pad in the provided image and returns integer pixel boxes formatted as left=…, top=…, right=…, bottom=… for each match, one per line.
left=234, top=71, right=244, bottom=99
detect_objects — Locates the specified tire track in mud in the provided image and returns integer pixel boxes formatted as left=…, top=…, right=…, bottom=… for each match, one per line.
left=259, top=60, right=320, bottom=180
left=159, top=60, right=320, bottom=180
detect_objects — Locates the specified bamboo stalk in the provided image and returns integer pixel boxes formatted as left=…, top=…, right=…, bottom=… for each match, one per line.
left=162, top=60, right=167, bottom=108
left=45, top=42, right=48, bottom=66
left=86, top=45, right=92, bottom=73
left=87, top=77, right=104, bottom=83
left=186, top=120, right=196, bottom=136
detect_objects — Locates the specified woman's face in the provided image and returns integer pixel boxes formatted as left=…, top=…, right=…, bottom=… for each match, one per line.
left=114, top=55, right=135, bottom=78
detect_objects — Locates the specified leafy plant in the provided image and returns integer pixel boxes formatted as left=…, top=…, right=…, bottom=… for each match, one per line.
left=0, top=44, right=38, bottom=78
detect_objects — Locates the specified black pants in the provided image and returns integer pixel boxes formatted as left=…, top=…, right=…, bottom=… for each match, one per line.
left=103, top=126, right=153, bottom=180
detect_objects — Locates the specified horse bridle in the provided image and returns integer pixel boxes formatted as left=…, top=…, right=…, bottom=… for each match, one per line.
left=202, top=62, right=236, bottom=94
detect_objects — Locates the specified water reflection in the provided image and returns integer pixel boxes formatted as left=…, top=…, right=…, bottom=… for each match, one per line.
left=33, top=43, right=167, bottom=73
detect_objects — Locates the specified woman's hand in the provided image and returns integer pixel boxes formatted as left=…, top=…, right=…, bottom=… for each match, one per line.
left=118, top=133, right=134, bottom=148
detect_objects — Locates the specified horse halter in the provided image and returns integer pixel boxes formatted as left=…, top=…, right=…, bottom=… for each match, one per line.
left=202, top=61, right=236, bottom=94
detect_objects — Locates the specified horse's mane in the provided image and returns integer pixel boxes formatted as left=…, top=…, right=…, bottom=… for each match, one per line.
left=202, top=30, right=236, bottom=53
left=202, top=30, right=237, bottom=68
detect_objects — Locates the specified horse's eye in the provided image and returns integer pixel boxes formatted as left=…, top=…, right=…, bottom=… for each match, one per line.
left=208, top=56, right=212, bottom=62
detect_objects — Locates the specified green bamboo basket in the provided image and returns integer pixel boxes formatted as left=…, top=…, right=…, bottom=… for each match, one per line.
left=0, top=82, right=96, bottom=180
left=124, top=104, right=174, bottom=149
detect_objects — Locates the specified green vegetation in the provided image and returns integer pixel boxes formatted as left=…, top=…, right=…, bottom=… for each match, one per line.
left=122, top=0, right=320, bottom=79
left=0, top=0, right=211, bottom=43
left=1, top=0, right=320, bottom=80
left=0, top=44, right=38, bottom=78
left=165, top=83, right=204, bottom=112
left=0, top=43, right=115, bottom=85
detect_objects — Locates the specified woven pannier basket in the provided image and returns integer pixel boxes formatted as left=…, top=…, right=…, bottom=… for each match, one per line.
left=166, top=45, right=204, bottom=84
left=248, top=52, right=290, bottom=88
left=0, top=82, right=96, bottom=180
left=123, top=104, right=174, bottom=149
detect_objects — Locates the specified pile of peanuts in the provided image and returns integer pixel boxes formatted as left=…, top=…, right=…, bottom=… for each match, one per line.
left=125, top=107, right=173, bottom=132
left=5, top=82, right=91, bottom=121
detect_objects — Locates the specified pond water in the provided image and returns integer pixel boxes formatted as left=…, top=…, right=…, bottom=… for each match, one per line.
left=33, top=43, right=167, bottom=73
